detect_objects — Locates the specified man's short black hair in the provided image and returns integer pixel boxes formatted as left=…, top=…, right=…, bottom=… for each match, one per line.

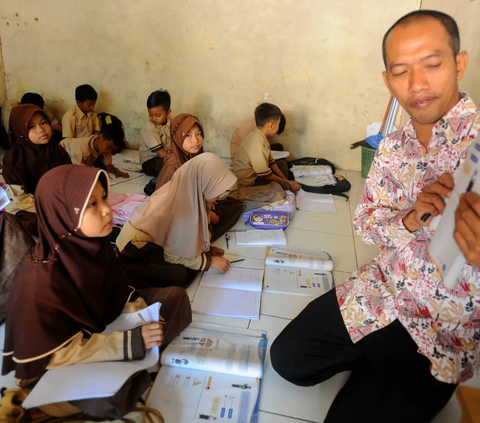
left=101, top=124, right=124, bottom=147
left=277, top=113, right=286, bottom=135
left=254, top=103, right=282, bottom=127
left=382, top=10, right=460, bottom=68
left=147, top=89, right=171, bottom=111
left=75, top=84, right=98, bottom=102
left=21, top=92, right=44, bottom=109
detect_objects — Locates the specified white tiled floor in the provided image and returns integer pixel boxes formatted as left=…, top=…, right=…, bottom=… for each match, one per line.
left=0, top=152, right=478, bottom=422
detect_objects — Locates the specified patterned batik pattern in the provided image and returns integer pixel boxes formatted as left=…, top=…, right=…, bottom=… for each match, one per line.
left=337, top=93, right=480, bottom=384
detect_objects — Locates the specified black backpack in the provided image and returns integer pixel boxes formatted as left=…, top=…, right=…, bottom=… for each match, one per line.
left=290, top=157, right=351, bottom=200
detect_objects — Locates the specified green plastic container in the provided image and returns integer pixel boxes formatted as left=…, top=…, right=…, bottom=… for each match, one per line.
left=361, top=146, right=376, bottom=178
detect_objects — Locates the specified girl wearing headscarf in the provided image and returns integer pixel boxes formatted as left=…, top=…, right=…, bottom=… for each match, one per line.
left=154, top=113, right=244, bottom=241
left=2, top=164, right=191, bottom=420
left=117, top=153, right=237, bottom=288
left=3, top=104, right=72, bottom=236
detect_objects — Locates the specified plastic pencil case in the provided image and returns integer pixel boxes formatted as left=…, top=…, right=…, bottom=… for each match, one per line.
left=240, top=191, right=296, bottom=221
left=247, top=210, right=289, bottom=230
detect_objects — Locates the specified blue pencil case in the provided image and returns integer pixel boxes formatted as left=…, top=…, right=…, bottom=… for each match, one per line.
left=247, top=210, right=289, bottom=230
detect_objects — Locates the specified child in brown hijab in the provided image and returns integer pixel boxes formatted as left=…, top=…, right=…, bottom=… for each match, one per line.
left=3, top=104, right=72, bottom=236
left=117, top=153, right=237, bottom=288
left=2, top=164, right=191, bottom=420
left=154, top=113, right=204, bottom=190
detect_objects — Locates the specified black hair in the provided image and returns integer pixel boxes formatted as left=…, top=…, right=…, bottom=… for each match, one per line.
left=277, top=113, right=286, bottom=135
left=254, top=103, right=282, bottom=127
left=100, top=124, right=124, bottom=147
left=98, top=171, right=109, bottom=193
left=382, top=10, right=460, bottom=69
left=147, top=89, right=171, bottom=111
left=21, top=92, right=45, bottom=109
left=75, top=84, right=98, bottom=102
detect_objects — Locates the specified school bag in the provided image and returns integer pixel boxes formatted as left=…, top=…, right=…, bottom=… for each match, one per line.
left=98, top=112, right=127, bottom=152
left=290, top=157, right=336, bottom=173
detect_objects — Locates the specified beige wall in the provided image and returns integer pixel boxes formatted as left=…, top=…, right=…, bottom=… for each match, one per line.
left=421, top=0, right=480, bottom=104
left=0, top=0, right=431, bottom=170
left=0, top=37, right=6, bottom=106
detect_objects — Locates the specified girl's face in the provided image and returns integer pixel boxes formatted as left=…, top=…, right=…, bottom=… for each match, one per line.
left=81, top=180, right=113, bottom=237
left=28, top=112, right=52, bottom=145
left=182, top=123, right=203, bottom=154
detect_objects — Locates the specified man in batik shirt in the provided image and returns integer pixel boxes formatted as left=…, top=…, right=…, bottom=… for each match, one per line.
left=271, top=10, right=480, bottom=423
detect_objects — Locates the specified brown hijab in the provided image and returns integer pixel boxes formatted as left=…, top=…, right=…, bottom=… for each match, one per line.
left=131, top=153, right=237, bottom=259
left=155, top=113, right=204, bottom=190
left=3, top=104, right=72, bottom=194
left=2, top=165, right=133, bottom=380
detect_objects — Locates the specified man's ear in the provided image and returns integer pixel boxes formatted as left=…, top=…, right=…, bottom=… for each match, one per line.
left=456, top=51, right=469, bottom=81
left=382, top=70, right=393, bottom=96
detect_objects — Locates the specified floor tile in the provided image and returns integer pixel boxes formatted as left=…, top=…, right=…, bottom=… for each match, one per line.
left=191, top=312, right=251, bottom=329
left=289, top=210, right=353, bottom=237
left=284, top=229, right=357, bottom=273
left=258, top=410, right=316, bottom=423
left=345, top=170, right=365, bottom=214
left=249, top=315, right=348, bottom=423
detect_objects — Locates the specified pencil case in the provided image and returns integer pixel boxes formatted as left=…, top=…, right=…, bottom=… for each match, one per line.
left=247, top=210, right=289, bottom=230
left=240, top=191, right=296, bottom=221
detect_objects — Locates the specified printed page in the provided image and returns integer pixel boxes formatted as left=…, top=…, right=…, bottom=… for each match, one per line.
left=296, top=173, right=337, bottom=187
left=271, top=150, right=289, bottom=160
left=266, top=247, right=334, bottom=271
left=23, top=303, right=161, bottom=409
left=291, top=165, right=333, bottom=178
left=429, top=138, right=480, bottom=288
left=147, top=367, right=260, bottom=423
left=108, top=171, right=143, bottom=186
left=235, top=229, right=286, bottom=246
left=200, top=268, right=264, bottom=292
left=192, top=287, right=261, bottom=319
left=160, top=327, right=266, bottom=378
left=264, top=265, right=334, bottom=296
left=297, top=189, right=337, bottom=214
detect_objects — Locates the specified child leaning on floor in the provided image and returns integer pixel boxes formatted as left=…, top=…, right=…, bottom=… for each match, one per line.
left=60, top=123, right=129, bottom=179
left=62, top=84, right=101, bottom=138
left=2, top=164, right=191, bottom=421
left=233, top=103, right=301, bottom=191
left=3, top=104, right=71, bottom=237
left=138, top=89, right=172, bottom=176
left=117, top=153, right=237, bottom=289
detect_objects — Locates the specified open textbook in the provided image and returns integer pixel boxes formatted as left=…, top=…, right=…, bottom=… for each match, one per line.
left=429, top=135, right=480, bottom=288
left=192, top=267, right=264, bottom=319
left=23, top=303, right=161, bottom=409
left=147, top=324, right=267, bottom=423
left=264, top=248, right=335, bottom=296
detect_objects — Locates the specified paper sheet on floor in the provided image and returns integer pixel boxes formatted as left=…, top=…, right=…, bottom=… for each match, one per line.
left=235, top=229, right=286, bottom=246
left=23, top=303, right=161, bottom=409
left=296, top=189, right=336, bottom=213
left=271, top=150, right=289, bottom=160
left=108, top=171, right=143, bottom=186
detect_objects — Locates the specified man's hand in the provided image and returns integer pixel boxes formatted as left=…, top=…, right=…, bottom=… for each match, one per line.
left=454, top=192, right=480, bottom=266
left=403, top=173, right=454, bottom=232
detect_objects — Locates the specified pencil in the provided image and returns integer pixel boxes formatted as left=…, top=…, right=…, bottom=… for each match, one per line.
left=230, top=259, right=245, bottom=264
left=138, top=312, right=148, bottom=325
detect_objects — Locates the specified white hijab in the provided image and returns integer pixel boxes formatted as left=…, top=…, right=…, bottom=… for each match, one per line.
left=130, top=153, right=237, bottom=259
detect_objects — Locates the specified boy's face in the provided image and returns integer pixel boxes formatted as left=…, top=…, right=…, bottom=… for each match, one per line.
left=266, top=118, right=281, bottom=137
left=28, top=112, right=52, bottom=145
left=77, top=99, right=96, bottom=115
left=81, top=180, right=113, bottom=238
left=148, top=106, right=170, bottom=126
left=182, top=123, right=204, bottom=154
left=97, top=135, right=115, bottom=155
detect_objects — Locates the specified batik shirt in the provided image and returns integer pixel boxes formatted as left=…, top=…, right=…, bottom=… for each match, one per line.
left=337, top=93, right=480, bottom=384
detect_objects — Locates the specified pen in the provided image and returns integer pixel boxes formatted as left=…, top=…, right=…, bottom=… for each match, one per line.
left=420, top=213, right=431, bottom=222
left=225, top=233, right=230, bottom=249
left=230, top=259, right=245, bottom=264
left=138, top=312, right=148, bottom=325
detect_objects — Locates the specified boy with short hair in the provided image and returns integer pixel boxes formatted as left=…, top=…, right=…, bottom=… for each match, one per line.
left=138, top=89, right=172, bottom=176
left=62, top=84, right=101, bottom=138
left=60, top=124, right=129, bottom=179
left=233, top=103, right=300, bottom=191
